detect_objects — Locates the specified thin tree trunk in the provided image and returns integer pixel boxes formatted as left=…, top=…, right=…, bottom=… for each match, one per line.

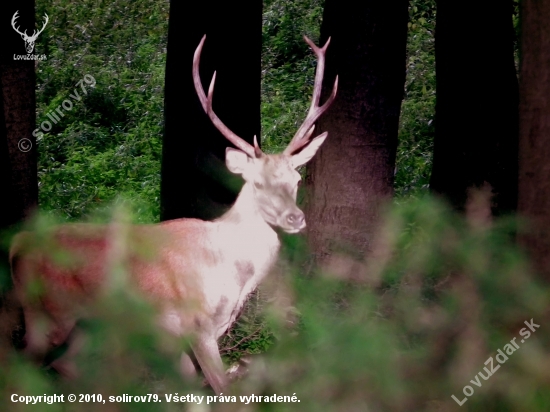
left=431, top=0, right=519, bottom=215
left=160, top=1, right=262, bottom=221
left=305, top=0, right=409, bottom=262
left=518, top=0, right=550, bottom=279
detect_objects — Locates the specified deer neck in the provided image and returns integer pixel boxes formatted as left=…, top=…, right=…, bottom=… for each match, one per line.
left=216, top=182, right=280, bottom=298
left=218, top=182, right=272, bottom=232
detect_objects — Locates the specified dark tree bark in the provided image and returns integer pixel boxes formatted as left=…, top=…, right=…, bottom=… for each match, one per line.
left=0, top=2, right=37, bottom=348
left=160, top=1, right=262, bottom=221
left=0, top=2, right=38, bottom=231
left=518, top=0, right=550, bottom=279
left=305, top=0, right=409, bottom=262
left=430, top=1, right=519, bottom=215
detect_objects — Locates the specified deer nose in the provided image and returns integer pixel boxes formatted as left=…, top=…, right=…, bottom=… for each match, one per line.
left=286, top=211, right=305, bottom=229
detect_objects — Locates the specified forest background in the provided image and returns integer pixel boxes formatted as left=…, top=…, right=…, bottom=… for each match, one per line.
left=2, top=0, right=550, bottom=411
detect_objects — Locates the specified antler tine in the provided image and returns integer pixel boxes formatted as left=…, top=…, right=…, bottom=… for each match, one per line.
left=284, top=36, right=338, bottom=155
left=34, top=13, right=49, bottom=38
left=304, top=36, right=329, bottom=110
left=285, top=125, right=317, bottom=155
left=193, top=35, right=257, bottom=158
left=11, top=11, right=27, bottom=37
left=192, top=35, right=208, bottom=112
left=253, top=135, right=263, bottom=158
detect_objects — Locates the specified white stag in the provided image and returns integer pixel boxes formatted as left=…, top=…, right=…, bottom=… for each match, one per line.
left=10, top=35, right=337, bottom=394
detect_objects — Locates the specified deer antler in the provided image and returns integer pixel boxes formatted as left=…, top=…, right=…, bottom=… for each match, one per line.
left=11, top=12, right=49, bottom=40
left=11, top=11, right=27, bottom=38
left=193, top=35, right=258, bottom=158
left=284, top=36, right=338, bottom=155
left=29, top=13, right=49, bottom=41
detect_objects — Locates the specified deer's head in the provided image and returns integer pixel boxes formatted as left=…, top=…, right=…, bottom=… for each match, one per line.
left=193, top=35, right=338, bottom=233
left=12, top=11, right=49, bottom=54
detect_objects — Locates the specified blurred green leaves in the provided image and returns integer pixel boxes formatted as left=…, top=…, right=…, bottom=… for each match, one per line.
left=1, top=195, right=549, bottom=412
left=229, top=196, right=550, bottom=411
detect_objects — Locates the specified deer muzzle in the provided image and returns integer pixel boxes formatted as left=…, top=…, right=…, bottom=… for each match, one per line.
left=283, top=209, right=306, bottom=233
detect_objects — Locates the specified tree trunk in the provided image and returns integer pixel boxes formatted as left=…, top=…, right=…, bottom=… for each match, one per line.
left=0, top=2, right=38, bottom=231
left=518, top=0, right=550, bottom=279
left=430, top=0, right=519, bottom=215
left=160, top=1, right=262, bottom=221
left=0, top=2, right=37, bottom=348
left=305, top=0, right=409, bottom=262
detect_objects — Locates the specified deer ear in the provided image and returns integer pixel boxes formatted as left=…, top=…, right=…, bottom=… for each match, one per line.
left=291, top=132, right=328, bottom=168
left=225, top=147, right=250, bottom=174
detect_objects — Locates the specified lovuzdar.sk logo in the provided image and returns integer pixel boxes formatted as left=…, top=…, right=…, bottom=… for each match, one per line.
left=11, top=10, right=48, bottom=61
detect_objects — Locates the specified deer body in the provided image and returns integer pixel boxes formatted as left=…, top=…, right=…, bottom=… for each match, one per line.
left=155, top=182, right=282, bottom=339
left=11, top=187, right=279, bottom=392
left=11, top=35, right=337, bottom=394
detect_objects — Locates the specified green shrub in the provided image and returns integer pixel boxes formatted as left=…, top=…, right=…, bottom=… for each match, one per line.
left=2, top=197, right=549, bottom=411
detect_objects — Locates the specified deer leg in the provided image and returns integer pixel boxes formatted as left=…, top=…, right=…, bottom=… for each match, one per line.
left=23, top=302, right=80, bottom=377
left=159, top=308, right=200, bottom=379
left=48, top=327, right=83, bottom=379
left=21, top=308, right=52, bottom=361
left=180, top=352, right=197, bottom=378
left=192, top=334, right=227, bottom=394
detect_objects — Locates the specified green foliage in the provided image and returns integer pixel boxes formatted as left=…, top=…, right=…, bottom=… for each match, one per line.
left=228, top=195, right=550, bottom=411
left=2, top=198, right=549, bottom=411
left=35, top=0, right=168, bottom=223
left=261, top=0, right=324, bottom=153
left=34, top=0, right=439, bottom=217
left=219, top=291, right=276, bottom=363
left=395, top=0, right=436, bottom=198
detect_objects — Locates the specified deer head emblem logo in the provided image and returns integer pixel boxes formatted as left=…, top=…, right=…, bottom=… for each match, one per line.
left=11, top=11, right=49, bottom=54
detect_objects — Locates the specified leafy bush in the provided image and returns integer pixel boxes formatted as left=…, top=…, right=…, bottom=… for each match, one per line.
left=35, top=0, right=167, bottom=223
left=2, top=196, right=549, bottom=411
left=261, top=0, right=324, bottom=154
left=395, top=0, right=436, bottom=199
